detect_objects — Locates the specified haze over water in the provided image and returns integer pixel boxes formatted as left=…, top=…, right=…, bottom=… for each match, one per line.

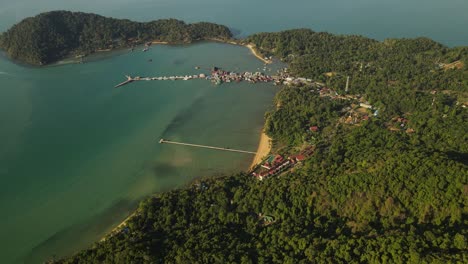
left=0, top=0, right=467, bottom=46
left=0, top=0, right=467, bottom=263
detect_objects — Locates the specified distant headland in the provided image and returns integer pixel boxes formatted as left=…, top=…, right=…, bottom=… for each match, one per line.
left=0, top=11, right=234, bottom=65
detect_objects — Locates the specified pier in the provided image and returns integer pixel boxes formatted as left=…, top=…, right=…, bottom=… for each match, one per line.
left=114, top=75, right=134, bottom=88
left=113, top=67, right=297, bottom=88
left=159, top=139, right=256, bottom=155
left=114, top=68, right=316, bottom=89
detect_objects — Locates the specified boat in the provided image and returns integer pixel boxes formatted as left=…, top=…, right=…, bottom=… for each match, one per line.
left=143, top=47, right=149, bottom=52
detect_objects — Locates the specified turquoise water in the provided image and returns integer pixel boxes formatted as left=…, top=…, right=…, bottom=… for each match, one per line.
left=0, top=0, right=467, bottom=263
left=0, top=43, right=279, bottom=263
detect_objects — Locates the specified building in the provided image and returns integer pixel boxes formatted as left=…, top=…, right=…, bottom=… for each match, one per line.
left=359, top=103, right=373, bottom=109
left=309, top=126, right=319, bottom=132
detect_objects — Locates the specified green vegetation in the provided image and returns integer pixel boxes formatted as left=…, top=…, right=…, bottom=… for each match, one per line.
left=0, top=11, right=232, bottom=65
left=55, top=29, right=467, bottom=263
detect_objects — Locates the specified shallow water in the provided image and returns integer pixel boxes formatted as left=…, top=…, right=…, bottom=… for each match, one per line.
left=0, top=43, right=279, bottom=263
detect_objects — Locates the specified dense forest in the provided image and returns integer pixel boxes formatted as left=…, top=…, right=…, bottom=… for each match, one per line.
left=52, top=28, right=467, bottom=263
left=0, top=11, right=232, bottom=65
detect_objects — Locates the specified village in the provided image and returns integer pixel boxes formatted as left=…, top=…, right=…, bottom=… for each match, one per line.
left=114, top=66, right=317, bottom=88
left=119, top=65, right=422, bottom=183
left=247, top=75, right=420, bottom=181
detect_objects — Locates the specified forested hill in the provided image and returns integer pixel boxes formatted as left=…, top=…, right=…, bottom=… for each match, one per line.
left=247, top=29, right=467, bottom=96
left=58, top=30, right=468, bottom=263
left=0, top=11, right=232, bottom=65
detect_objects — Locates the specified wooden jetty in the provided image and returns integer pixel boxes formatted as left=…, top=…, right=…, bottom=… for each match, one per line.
left=159, top=139, right=256, bottom=155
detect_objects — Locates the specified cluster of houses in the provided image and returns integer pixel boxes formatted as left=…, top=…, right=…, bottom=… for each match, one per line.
left=280, top=77, right=317, bottom=86
left=387, top=116, right=415, bottom=133
left=208, top=67, right=323, bottom=86
left=314, top=86, right=364, bottom=102
left=340, top=109, right=370, bottom=125
left=252, top=147, right=315, bottom=180
left=209, top=67, right=275, bottom=85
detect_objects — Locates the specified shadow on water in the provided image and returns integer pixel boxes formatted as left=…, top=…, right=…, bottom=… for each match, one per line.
left=23, top=199, right=138, bottom=264
left=150, top=161, right=182, bottom=180
left=160, top=96, right=205, bottom=137
left=172, top=58, right=188, bottom=65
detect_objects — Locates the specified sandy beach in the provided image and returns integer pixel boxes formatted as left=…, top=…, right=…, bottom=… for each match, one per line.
left=151, top=41, right=169, bottom=45
left=250, top=131, right=272, bottom=170
left=246, top=44, right=272, bottom=64
left=206, top=38, right=272, bottom=64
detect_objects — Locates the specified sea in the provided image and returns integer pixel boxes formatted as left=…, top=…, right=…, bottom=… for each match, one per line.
left=0, top=0, right=466, bottom=263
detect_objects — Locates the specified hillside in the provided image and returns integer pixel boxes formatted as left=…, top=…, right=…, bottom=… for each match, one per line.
left=0, top=11, right=232, bottom=65
left=57, top=30, right=467, bottom=263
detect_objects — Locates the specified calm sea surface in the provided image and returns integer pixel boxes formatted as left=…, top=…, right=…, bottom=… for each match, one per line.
left=0, top=0, right=467, bottom=263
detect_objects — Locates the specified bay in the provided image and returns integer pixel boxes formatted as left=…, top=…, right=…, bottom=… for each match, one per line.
left=0, top=0, right=467, bottom=263
left=0, top=43, right=278, bottom=263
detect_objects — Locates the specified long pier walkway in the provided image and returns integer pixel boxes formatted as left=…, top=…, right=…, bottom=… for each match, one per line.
left=159, top=139, right=256, bottom=155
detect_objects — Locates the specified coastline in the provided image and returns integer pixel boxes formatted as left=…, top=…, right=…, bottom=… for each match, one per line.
left=91, top=39, right=273, bottom=244
left=151, top=41, right=169, bottom=45
left=101, top=130, right=272, bottom=242
left=100, top=211, right=137, bottom=242
left=206, top=38, right=272, bottom=64
left=245, top=44, right=272, bottom=64
left=148, top=39, right=273, bottom=65
left=250, top=131, right=272, bottom=170
left=3, top=38, right=272, bottom=66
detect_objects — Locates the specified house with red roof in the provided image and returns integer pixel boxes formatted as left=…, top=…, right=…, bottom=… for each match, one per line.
left=309, top=126, right=319, bottom=132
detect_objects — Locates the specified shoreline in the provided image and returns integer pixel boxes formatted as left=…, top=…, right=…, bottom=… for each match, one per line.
left=96, top=39, right=273, bottom=243
left=151, top=41, right=169, bottom=45
left=250, top=131, right=272, bottom=170
left=7, top=38, right=273, bottom=66
left=100, top=211, right=137, bottom=242
left=245, top=44, right=272, bottom=64
left=101, top=130, right=272, bottom=242
left=206, top=38, right=272, bottom=64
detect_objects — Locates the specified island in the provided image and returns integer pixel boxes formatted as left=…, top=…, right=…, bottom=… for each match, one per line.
left=0, top=11, right=232, bottom=65
left=3, top=12, right=466, bottom=264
